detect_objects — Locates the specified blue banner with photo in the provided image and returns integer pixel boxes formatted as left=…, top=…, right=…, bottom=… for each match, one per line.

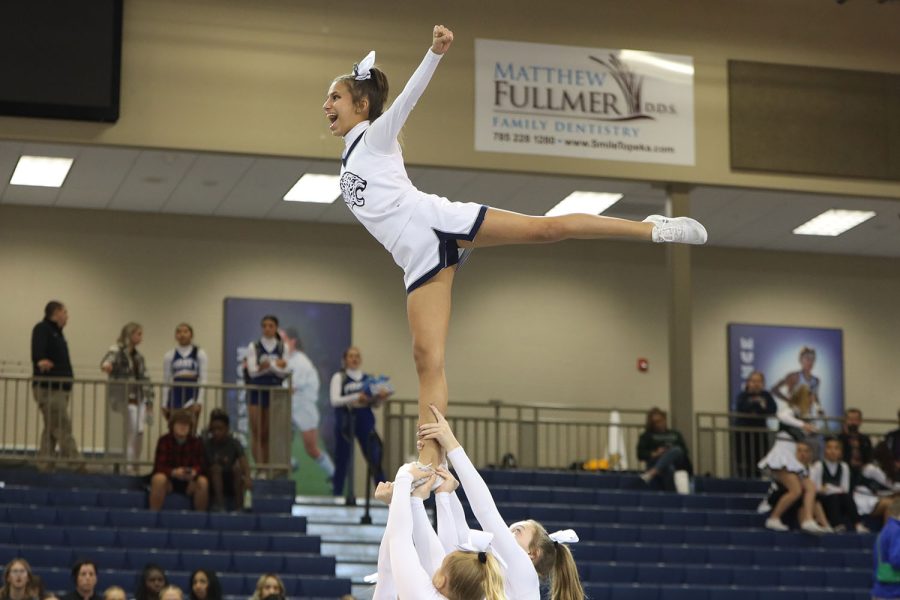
left=727, top=323, right=844, bottom=425
left=223, top=297, right=351, bottom=494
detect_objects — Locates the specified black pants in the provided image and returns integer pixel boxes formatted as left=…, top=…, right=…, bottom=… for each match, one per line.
left=818, top=492, right=859, bottom=529
left=733, top=430, right=770, bottom=478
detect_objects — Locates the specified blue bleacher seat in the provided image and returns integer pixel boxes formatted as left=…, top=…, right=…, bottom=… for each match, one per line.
left=97, top=490, right=146, bottom=509
left=610, top=583, right=659, bottom=600
left=643, top=565, right=686, bottom=585
left=161, top=494, right=193, bottom=511
left=220, top=531, right=269, bottom=552
left=108, top=509, right=159, bottom=528
left=0, top=487, right=50, bottom=505
left=255, top=514, right=306, bottom=533
left=824, top=568, right=872, bottom=589
left=209, top=512, right=257, bottom=531
left=23, top=547, right=73, bottom=568
left=614, top=544, right=660, bottom=563
left=296, top=576, right=351, bottom=597
left=661, top=511, right=705, bottom=527
left=641, top=527, right=684, bottom=544
left=35, top=568, right=70, bottom=593
left=51, top=489, right=100, bottom=507
left=233, top=552, right=283, bottom=574
left=121, top=528, right=169, bottom=549
left=777, top=569, right=822, bottom=587
left=180, top=550, right=232, bottom=573
left=707, top=587, right=756, bottom=600
left=268, top=534, right=319, bottom=553
left=659, top=585, right=710, bottom=600
left=684, top=566, right=732, bottom=586
left=159, top=511, right=209, bottom=530
left=731, top=567, right=778, bottom=587
left=249, top=496, right=292, bottom=513
left=217, top=573, right=245, bottom=596
left=82, top=547, right=129, bottom=570
left=16, top=506, right=58, bottom=525
left=58, top=507, right=108, bottom=527
left=13, top=525, right=66, bottom=546
left=282, top=554, right=335, bottom=575
left=169, top=530, right=220, bottom=550
left=661, top=545, right=706, bottom=565
left=127, top=548, right=181, bottom=571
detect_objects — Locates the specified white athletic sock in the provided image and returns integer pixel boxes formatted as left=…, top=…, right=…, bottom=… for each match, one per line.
left=315, top=452, right=335, bottom=477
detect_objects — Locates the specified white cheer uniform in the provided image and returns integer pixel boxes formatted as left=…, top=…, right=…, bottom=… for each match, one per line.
left=286, top=349, right=320, bottom=432
left=339, top=49, right=487, bottom=293
left=758, top=405, right=807, bottom=474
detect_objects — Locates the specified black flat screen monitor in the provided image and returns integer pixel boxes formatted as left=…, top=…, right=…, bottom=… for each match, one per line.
left=0, top=0, right=123, bottom=122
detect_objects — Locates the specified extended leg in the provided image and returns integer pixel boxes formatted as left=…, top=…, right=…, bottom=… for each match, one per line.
left=406, top=267, right=454, bottom=468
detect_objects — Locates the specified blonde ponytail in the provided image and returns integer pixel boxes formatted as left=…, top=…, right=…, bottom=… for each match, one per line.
left=527, top=520, right=585, bottom=600
left=481, top=552, right=506, bottom=600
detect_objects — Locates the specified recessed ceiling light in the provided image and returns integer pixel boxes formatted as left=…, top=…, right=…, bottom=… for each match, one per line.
left=545, top=191, right=623, bottom=217
left=283, top=174, right=341, bottom=203
left=792, top=209, right=876, bottom=236
left=10, top=155, right=74, bottom=188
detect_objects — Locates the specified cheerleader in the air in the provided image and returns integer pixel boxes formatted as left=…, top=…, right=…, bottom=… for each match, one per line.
left=323, top=25, right=708, bottom=468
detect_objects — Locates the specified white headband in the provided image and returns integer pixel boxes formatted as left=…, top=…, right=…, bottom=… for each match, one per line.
left=457, top=530, right=508, bottom=570
left=353, top=50, right=376, bottom=81
left=549, top=529, right=579, bottom=544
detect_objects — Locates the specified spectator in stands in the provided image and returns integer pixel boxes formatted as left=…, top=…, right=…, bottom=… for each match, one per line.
left=100, top=588, right=124, bottom=600
left=281, top=328, right=335, bottom=481
left=203, top=409, right=251, bottom=512
left=637, top=407, right=693, bottom=493
left=1, top=559, right=39, bottom=600
left=149, top=410, right=209, bottom=511
left=733, top=370, right=776, bottom=478
left=41, top=593, right=59, bottom=600
left=759, top=439, right=830, bottom=533
left=134, top=565, right=167, bottom=600
left=158, top=588, right=181, bottom=600
left=839, top=408, right=873, bottom=474
left=885, top=410, right=900, bottom=469
left=162, top=323, right=208, bottom=425
left=872, top=498, right=900, bottom=599
left=101, top=322, right=154, bottom=471
left=249, top=575, right=285, bottom=600
left=61, top=560, right=100, bottom=600
left=855, top=442, right=900, bottom=524
left=188, top=570, right=221, bottom=600
left=245, top=315, right=291, bottom=469
left=330, top=346, right=389, bottom=496
left=31, top=300, right=81, bottom=467
left=811, top=436, right=866, bottom=533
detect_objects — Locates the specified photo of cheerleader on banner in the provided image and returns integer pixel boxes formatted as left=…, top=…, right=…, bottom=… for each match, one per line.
left=223, top=297, right=351, bottom=495
left=727, top=323, right=845, bottom=427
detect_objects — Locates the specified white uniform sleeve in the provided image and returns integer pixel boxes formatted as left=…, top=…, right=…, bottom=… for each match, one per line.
left=776, top=405, right=806, bottom=428
left=330, top=372, right=359, bottom=407
left=246, top=342, right=260, bottom=378
left=447, top=446, right=540, bottom=598
left=809, top=461, right=823, bottom=492
left=195, top=348, right=208, bottom=406
left=436, top=491, right=471, bottom=553
left=161, top=350, right=175, bottom=404
left=371, top=526, right=396, bottom=600
left=386, top=470, right=445, bottom=599
left=411, top=496, right=446, bottom=576
left=365, top=49, right=443, bottom=154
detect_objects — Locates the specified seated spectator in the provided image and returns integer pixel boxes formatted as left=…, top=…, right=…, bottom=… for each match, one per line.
left=158, top=588, right=181, bottom=600
left=637, top=407, right=693, bottom=493
left=838, top=408, right=873, bottom=475
left=886, top=410, right=900, bottom=470
left=1, top=560, right=39, bottom=600
left=872, top=498, right=900, bottom=600
left=150, top=410, right=209, bottom=511
left=249, top=575, right=286, bottom=600
left=134, top=566, right=167, bottom=600
left=854, top=441, right=900, bottom=524
left=760, top=439, right=830, bottom=534
left=100, top=588, right=125, bottom=600
left=810, top=437, right=866, bottom=533
left=61, top=561, right=100, bottom=600
left=188, top=571, right=221, bottom=600
left=733, top=370, right=776, bottom=478
left=203, top=409, right=252, bottom=512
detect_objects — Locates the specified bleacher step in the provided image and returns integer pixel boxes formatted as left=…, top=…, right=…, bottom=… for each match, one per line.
left=307, top=522, right=385, bottom=542
left=293, top=503, right=388, bottom=524
left=321, top=541, right=379, bottom=562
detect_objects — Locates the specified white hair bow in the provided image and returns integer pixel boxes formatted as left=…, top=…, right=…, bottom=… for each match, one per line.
left=353, top=50, right=376, bottom=80
left=457, top=530, right=508, bottom=570
left=549, top=529, right=579, bottom=544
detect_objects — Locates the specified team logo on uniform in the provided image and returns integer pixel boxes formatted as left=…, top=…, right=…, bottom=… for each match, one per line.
left=340, top=171, right=367, bottom=208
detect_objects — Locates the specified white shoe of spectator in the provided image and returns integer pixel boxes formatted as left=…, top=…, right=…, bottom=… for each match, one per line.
left=801, top=520, right=826, bottom=535
left=673, top=470, right=691, bottom=495
left=856, top=523, right=871, bottom=534
left=765, top=518, right=789, bottom=531
left=643, top=215, right=708, bottom=244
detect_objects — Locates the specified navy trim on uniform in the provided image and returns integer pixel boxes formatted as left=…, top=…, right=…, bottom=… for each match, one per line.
left=406, top=205, right=488, bottom=294
left=342, top=132, right=365, bottom=167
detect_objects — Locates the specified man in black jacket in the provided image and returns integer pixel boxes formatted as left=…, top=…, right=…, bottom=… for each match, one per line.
left=31, top=300, right=80, bottom=463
